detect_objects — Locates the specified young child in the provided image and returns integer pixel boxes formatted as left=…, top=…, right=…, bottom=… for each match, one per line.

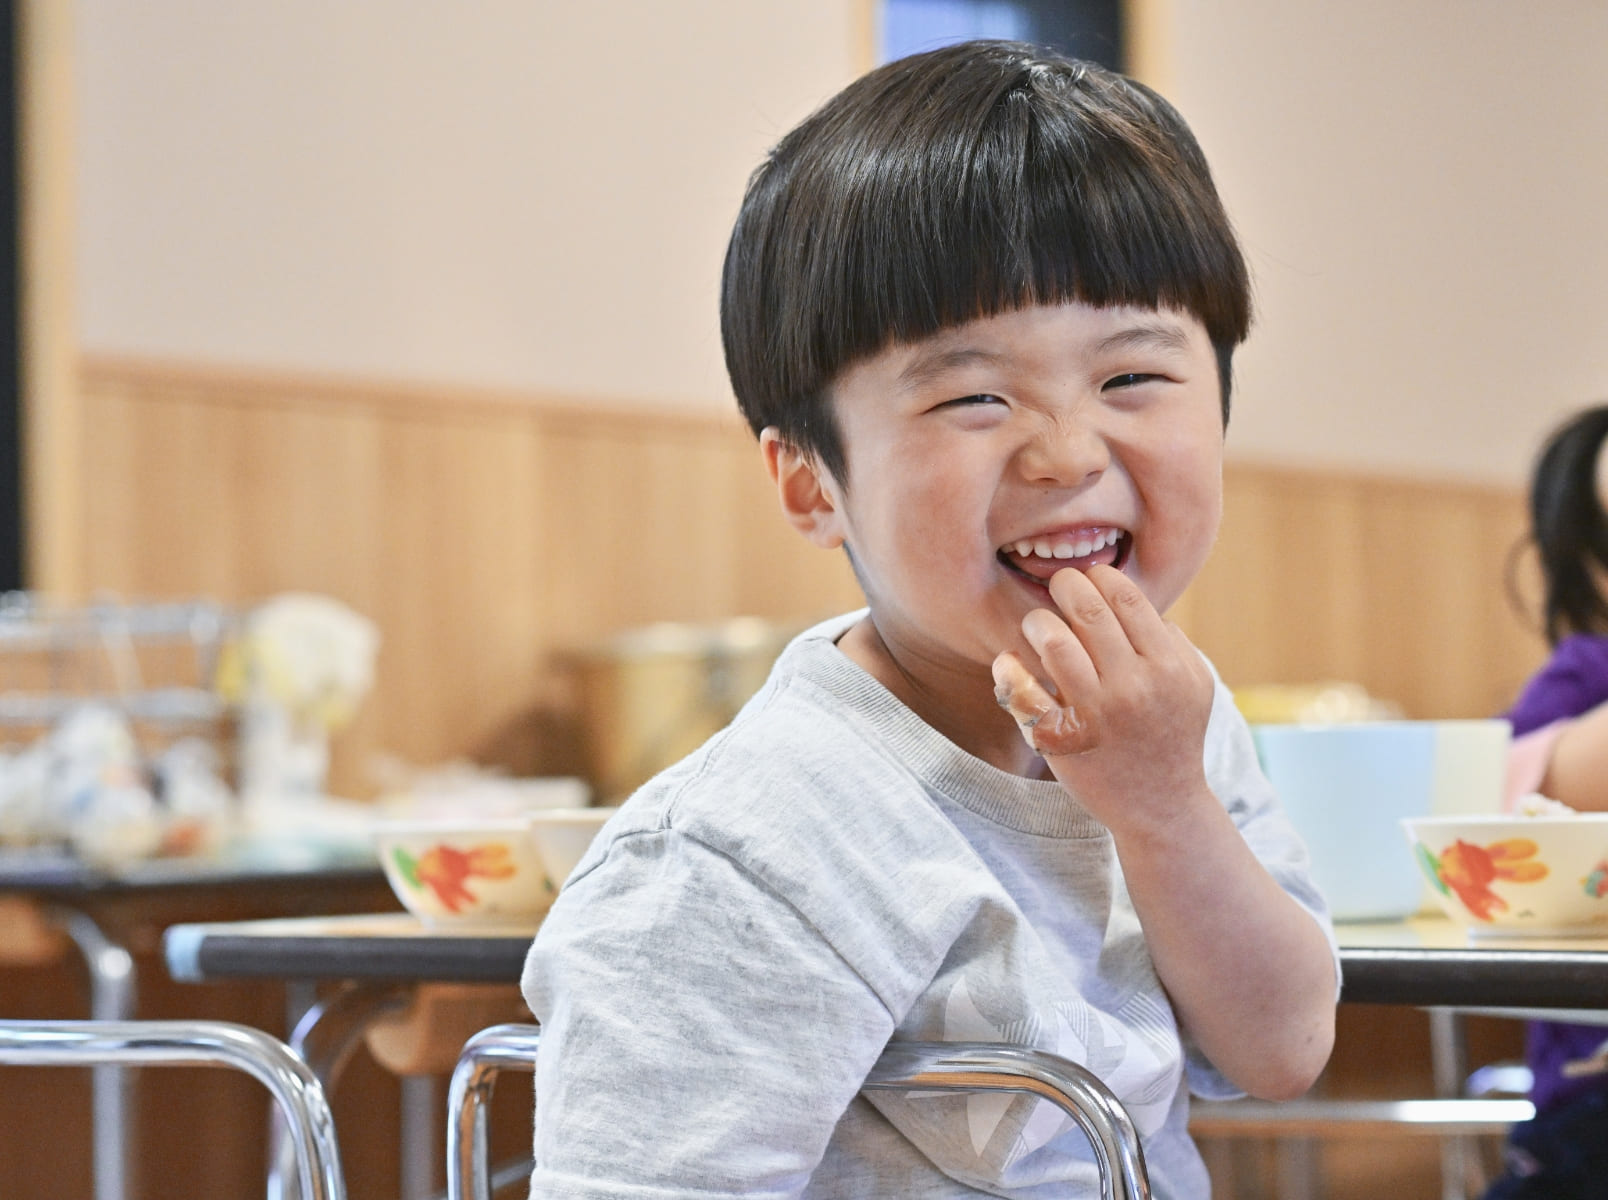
left=1485, top=403, right=1608, bottom=1199
left=522, top=40, right=1339, bottom=1198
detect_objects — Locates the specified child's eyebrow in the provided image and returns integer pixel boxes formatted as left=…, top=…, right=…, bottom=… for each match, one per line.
left=1094, top=323, right=1194, bottom=356
left=896, top=346, right=1004, bottom=390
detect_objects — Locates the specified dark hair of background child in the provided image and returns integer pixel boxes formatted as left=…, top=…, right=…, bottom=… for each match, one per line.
left=1525, top=404, right=1608, bottom=644
left=719, top=39, right=1252, bottom=488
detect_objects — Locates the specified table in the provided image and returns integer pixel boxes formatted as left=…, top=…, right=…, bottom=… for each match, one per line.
left=165, top=913, right=537, bottom=1200
left=165, top=912, right=533, bottom=986
left=1335, top=918, right=1608, bottom=1015
left=163, top=912, right=1608, bottom=1009
left=0, top=848, right=389, bottom=1200
left=162, top=913, right=1608, bottom=1200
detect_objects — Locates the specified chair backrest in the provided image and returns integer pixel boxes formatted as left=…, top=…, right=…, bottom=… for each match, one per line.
left=863, top=1040, right=1152, bottom=1200
left=447, top=1024, right=1152, bottom=1200
left=0, top=1018, right=345, bottom=1200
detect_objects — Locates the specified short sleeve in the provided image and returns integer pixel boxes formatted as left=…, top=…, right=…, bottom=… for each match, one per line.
left=1507, top=636, right=1608, bottom=736
left=520, top=826, right=896, bottom=1199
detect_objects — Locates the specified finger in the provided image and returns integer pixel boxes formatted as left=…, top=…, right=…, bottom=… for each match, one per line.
left=991, top=651, right=1094, bottom=757
left=1043, top=566, right=1135, bottom=678
left=1076, top=564, right=1174, bottom=658
left=1020, top=603, right=1100, bottom=703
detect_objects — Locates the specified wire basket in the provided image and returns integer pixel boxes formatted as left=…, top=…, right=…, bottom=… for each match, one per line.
left=0, top=594, right=240, bottom=855
left=0, top=593, right=235, bottom=738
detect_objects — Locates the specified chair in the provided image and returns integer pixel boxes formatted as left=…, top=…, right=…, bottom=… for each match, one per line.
left=446, top=1024, right=1153, bottom=1200
left=0, top=1018, right=345, bottom=1200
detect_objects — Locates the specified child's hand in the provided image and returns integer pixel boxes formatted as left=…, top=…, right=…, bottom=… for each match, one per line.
left=992, top=564, right=1215, bottom=831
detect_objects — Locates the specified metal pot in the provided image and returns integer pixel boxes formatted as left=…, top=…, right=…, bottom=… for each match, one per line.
left=571, top=618, right=797, bottom=802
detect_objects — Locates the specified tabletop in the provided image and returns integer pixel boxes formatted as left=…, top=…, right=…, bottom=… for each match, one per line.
left=0, top=845, right=383, bottom=896
left=165, top=912, right=535, bottom=984
left=1335, top=917, right=1608, bottom=1012
left=163, top=911, right=1608, bottom=1012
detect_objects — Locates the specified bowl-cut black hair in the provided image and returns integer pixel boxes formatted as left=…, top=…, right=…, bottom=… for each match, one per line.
left=720, top=40, right=1253, bottom=486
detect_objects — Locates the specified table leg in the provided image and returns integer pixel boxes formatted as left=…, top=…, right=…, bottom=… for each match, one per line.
left=400, top=1074, right=438, bottom=1200
left=268, top=981, right=411, bottom=1200
left=1274, top=1137, right=1319, bottom=1200
left=46, top=907, right=136, bottom=1200
left=1430, top=1007, right=1479, bottom=1200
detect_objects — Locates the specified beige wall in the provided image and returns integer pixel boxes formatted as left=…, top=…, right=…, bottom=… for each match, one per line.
left=75, top=0, right=862, bottom=408
left=1163, top=0, right=1608, bottom=484
left=72, top=2, right=1608, bottom=486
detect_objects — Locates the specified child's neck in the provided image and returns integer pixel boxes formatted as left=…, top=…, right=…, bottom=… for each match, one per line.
left=835, top=618, right=1051, bottom=779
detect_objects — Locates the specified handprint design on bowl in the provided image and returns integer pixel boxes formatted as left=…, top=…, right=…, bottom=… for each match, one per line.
left=390, top=841, right=518, bottom=913
left=1404, top=815, right=1608, bottom=937
left=1416, top=837, right=1547, bottom=921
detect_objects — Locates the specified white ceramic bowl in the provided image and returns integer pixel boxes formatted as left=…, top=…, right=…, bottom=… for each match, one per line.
left=1403, top=814, right=1608, bottom=936
left=374, top=817, right=554, bottom=926
left=526, top=807, right=619, bottom=888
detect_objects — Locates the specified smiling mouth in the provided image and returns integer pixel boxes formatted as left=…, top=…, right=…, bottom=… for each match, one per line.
left=997, top=527, right=1131, bottom=585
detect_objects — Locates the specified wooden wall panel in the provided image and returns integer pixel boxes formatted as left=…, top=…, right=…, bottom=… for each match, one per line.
left=368, top=408, right=546, bottom=772
left=534, top=412, right=862, bottom=643
left=1179, top=465, right=1544, bottom=718
left=1181, top=468, right=1372, bottom=687
left=73, top=358, right=1549, bottom=799
left=541, top=421, right=743, bottom=639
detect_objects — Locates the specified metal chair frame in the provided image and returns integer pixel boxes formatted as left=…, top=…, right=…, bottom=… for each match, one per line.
left=446, top=1024, right=1152, bottom=1200
left=0, top=1018, right=345, bottom=1200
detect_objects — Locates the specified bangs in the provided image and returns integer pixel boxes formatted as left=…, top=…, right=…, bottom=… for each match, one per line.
left=825, top=78, right=1245, bottom=370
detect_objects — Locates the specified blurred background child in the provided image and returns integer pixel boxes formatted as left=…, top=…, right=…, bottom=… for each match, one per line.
left=1489, top=403, right=1608, bottom=1198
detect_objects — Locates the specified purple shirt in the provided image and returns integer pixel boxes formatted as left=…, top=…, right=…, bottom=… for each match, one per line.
left=1508, top=634, right=1608, bottom=738
left=1505, top=634, right=1608, bottom=1112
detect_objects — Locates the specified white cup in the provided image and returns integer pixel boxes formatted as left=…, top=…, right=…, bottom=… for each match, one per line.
left=1420, top=719, right=1513, bottom=912
left=1430, top=719, right=1512, bottom=817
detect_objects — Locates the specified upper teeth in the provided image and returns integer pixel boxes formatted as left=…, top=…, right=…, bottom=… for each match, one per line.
left=1011, top=529, right=1122, bottom=560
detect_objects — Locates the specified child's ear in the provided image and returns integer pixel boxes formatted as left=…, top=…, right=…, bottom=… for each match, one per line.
left=760, top=428, right=846, bottom=549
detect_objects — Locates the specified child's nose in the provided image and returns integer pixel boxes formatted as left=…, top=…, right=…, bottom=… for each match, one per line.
left=1015, top=416, right=1110, bottom=488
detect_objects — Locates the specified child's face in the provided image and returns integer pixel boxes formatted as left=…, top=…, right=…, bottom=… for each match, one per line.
left=788, top=301, right=1225, bottom=684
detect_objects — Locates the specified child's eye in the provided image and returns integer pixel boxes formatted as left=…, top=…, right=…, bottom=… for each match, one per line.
left=937, top=394, right=1005, bottom=409
left=1102, top=373, right=1162, bottom=391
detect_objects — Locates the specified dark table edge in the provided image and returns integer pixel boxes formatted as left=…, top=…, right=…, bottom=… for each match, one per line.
left=0, top=860, right=385, bottom=895
left=164, top=927, right=534, bottom=984
left=1339, top=946, right=1608, bottom=1009
left=162, top=932, right=1608, bottom=1010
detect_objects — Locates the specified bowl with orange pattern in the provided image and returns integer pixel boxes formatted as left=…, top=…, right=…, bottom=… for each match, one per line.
left=374, top=817, right=555, bottom=926
left=1403, top=814, right=1608, bottom=937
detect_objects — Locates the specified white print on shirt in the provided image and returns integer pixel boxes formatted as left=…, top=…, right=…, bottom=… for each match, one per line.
left=941, top=974, right=1179, bottom=1169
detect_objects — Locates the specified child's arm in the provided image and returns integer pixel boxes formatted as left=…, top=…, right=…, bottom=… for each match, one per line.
left=993, top=564, right=1336, bottom=1101
left=1531, top=700, right=1608, bottom=811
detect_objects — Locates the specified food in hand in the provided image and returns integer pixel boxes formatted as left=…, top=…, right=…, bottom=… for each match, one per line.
left=991, top=654, right=1086, bottom=756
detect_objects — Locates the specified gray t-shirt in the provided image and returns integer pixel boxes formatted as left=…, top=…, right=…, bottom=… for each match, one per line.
left=522, top=613, right=1337, bottom=1198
